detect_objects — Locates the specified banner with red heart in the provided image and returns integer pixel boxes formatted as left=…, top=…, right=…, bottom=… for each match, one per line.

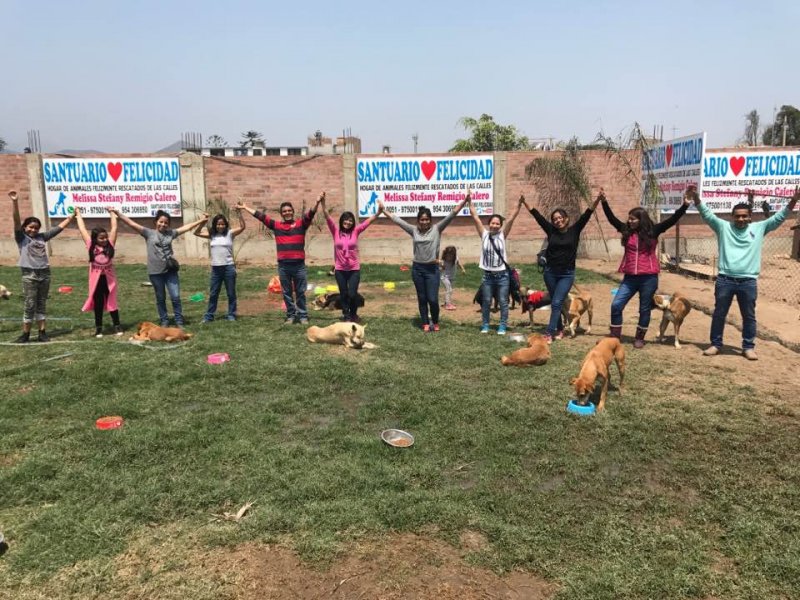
left=420, top=160, right=436, bottom=180
left=107, top=162, right=123, bottom=182
left=665, top=144, right=673, bottom=167
left=729, top=156, right=745, bottom=177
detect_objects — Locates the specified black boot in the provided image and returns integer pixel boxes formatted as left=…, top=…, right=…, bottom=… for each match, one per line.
left=14, top=332, right=30, bottom=344
left=37, top=331, right=50, bottom=343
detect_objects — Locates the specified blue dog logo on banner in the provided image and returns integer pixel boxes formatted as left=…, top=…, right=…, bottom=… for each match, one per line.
left=49, top=191, right=68, bottom=216
left=360, top=191, right=378, bottom=216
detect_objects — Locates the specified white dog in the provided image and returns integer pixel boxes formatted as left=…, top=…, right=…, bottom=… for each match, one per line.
left=306, top=322, right=374, bottom=349
left=0, top=285, right=11, bottom=300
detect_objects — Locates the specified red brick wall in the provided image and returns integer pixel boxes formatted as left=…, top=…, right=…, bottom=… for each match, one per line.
left=0, top=155, right=34, bottom=238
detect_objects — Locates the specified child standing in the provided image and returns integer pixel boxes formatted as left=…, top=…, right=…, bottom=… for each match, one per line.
left=439, top=246, right=466, bottom=310
left=74, top=207, right=123, bottom=337
left=10, top=190, right=75, bottom=343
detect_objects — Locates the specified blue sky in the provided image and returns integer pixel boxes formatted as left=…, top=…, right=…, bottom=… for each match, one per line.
left=2, top=0, right=798, bottom=153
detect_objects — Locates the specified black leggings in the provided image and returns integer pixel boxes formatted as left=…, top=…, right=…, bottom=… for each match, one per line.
left=93, top=275, right=120, bottom=328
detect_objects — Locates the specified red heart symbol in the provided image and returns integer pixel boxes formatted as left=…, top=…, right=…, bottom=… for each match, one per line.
left=665, top=144, right=673, bottom=167
left=729, top=156, right=745, bottom=176
left=107, top=162, right=123, bottom=182
left=420, top=160, right=436, bottom=180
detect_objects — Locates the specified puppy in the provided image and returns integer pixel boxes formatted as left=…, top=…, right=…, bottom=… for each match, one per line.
left=0, top=285, right=10, bottom=300
left=313, top=292, right=366, bottom=311
left=564, top=285, right=593, bottom=338
left=521, top=288, right=553, bottom=327
left=652, top=291, right=692, bottom=349
left=130, top=321, right=193, bottom=342
left=472, top=286, right=518, bottom=312
left=306, top=322, right=371, bottom=349
left=570, top=337, right=625, bottom=412
left=501, top=333, right=551, bottom=366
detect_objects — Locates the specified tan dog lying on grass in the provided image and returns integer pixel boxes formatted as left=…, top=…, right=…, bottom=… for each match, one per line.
left=0, top=284, right=11, bottom=299
left=501, top=333, right=551, bottom=366
left=306, top=322, right=374, bottom=349
left=570, top=337, right=625, bottom=412
left=130, top=321, right=193, bottom=342
left=652, top=291, right=692, bottom=349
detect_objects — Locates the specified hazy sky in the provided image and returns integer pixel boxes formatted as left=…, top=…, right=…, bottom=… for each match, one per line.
left=2, top=0, right=798, bottom=153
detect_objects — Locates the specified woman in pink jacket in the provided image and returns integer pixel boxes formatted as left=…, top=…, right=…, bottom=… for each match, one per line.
left=600, top=189, right=690, bottom=348
left=320, top=192, right=382, bottom=323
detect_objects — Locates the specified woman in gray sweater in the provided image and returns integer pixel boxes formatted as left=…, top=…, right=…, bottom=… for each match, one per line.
left=379, top=196, right=469, bottom=331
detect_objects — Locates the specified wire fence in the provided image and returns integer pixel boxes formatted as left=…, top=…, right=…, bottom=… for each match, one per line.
left=662, top=233, right=800, bottom=306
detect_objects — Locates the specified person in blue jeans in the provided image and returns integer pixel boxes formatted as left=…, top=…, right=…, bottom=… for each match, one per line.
left=523, top=193, right=601, bottom=343
left=692, top=185, right=798, bottom=360
left=113, top=208, right=209, bottom=327
left=466, top=192, right=523, bottom=335
left=193, top=209, right=246, bottom=322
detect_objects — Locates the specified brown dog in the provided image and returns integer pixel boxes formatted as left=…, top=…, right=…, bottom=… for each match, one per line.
left=564, top=285, right=593, bottom=337
left=130, top=321, right=194, bottom=342
left=501, top=333, right=551, bottom=366
left=652, top=292, right=692, bottom=349
left=570, top=337, right=625, bottom=412
left=306, top=322, right=373, bottom=349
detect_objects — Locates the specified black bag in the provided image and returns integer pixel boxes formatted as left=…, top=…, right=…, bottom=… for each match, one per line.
left=488, top=235, right=522, bottom=305
left=536, top=240, right=548, bottom=272
left=165, top=257, right=180, bottom=272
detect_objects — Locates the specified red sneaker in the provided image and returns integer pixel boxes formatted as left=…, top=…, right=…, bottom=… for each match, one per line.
left=433, top=324, right=440, bottom=332
left=422, top=324, right=431, bottom=332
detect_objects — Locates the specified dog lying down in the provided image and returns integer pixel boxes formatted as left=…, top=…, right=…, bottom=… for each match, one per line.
left=500, top=333, right=551, bottom=366
left=130, top=321, right=194, bottom=342
left=306, top=322, right=376, bottom=349
left=0, top=285, right=11, bottom=299
left=570, top=337, right=625, bottom=412
left=313, top=292, right=365, bottom=311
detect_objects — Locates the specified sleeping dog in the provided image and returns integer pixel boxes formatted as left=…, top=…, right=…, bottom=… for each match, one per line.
left=652, top=291, right=692, bottom=349
left=0, top=285, right=10, bottom=300
left=130, top=321, right=193, bottom=342
left=306, top=322, right=374, bottom=349
left=313, top=292, right=365, bottom=311
left=500, top=333, right=551, bottom=366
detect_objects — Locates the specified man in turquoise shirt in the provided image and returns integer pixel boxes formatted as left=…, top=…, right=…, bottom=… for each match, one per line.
left=691, top=186, right=798, bottom=360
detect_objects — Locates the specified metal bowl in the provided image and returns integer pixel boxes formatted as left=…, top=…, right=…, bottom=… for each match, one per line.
left=381, top=429, right=415, bottom=448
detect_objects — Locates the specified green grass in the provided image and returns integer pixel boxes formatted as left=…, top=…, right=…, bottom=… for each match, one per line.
left=0, top=264, right=798, bottom=599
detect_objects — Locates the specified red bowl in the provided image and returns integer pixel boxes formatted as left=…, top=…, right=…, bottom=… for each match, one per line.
left=96, top=416, right=124, bottom=430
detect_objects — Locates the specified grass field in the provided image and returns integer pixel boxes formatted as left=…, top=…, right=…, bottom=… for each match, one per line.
left=0, top=264, right=798, bottom=599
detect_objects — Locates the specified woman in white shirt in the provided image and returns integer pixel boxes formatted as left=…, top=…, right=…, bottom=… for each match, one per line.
left=466, top=192, right=524, bottom=335
left=194, top=208, right=246, bottom=322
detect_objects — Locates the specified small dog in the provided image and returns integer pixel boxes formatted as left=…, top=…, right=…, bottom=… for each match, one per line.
left=652, top=291, right=692, bottom=349
left=130, top=321, right=194, bottom=342
left=472, top=286, right=517, bottom=312
left=564, top=285, right=593, bottom=338
left=520, top=285, right=592, bottom=337
left=306, top=322, right=373, bottom=349
left=0, top=285, right=10, bottom=300
left=313, top=292, right=366, bottom=311
left=501, top=333, right=551, bottom=366
left=570, top=337, right=625, bottom=412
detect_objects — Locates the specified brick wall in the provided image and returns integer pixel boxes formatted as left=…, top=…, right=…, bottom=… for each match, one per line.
left=0, top=155, right=33, bottom=238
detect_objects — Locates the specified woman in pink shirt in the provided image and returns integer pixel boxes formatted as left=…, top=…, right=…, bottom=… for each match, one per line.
left=320, top=192, right=382, bottom=323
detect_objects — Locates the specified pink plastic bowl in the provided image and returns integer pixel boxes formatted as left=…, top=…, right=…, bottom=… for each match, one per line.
left=207, top=353, right=230, bottom=365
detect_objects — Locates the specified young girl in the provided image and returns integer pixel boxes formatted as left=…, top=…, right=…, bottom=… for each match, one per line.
left=466, top=192, right=524, bottom=334
left=10, top=190, right=75, bottom=343
left=380, top=194, right=469, bottom=332
left=74, top=207, right=123, bottom=337
left=439, top=246, right=466, bottom=310
left=193, top=209, right=246, bottom=322
left=110, top=208, right=208, bottom=327
left=600, top=189, right=689, bottom=347
left=319, top=192, right=381, bottom=323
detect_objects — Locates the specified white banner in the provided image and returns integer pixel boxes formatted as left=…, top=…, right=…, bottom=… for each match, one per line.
left=700, top=149, right=800, bottom=213
left=356, top=155, right=493, bottom=218
left=641, top=133, right=705, bottom=211
left=42, top=157, right=182, bottom=218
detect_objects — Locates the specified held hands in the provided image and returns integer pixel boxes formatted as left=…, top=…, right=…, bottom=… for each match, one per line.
left=518, top=193, right=526, bottom=207
left=685, top=185, right=700, bottom=206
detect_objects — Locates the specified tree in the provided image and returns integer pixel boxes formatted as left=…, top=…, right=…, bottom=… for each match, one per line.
left=207, top=134, right=227, bottom=147
left=240, top=130, right=265, bottom=148
left=449, top=114, right=532, bottom=152
left=0, top=136, right=6, bottom=153
left=762, top=105, right=800, bottom=146
left=740, top=110, right=760, bottom=146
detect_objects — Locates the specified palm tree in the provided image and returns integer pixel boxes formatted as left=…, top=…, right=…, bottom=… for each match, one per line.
left=240, top=131, right=265, bottom=148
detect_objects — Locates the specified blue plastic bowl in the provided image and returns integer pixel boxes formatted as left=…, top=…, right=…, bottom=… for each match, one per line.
left=567, top=399, right=596, bottom=416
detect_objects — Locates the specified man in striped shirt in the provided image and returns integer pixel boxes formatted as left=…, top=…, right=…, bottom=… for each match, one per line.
left=238, top=194, right=323, bottom=324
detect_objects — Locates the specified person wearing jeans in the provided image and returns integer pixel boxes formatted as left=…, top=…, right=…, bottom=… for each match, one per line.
left=194, top=211, right=246, bottom=322
left=238, top=195, right=322, bottom=325
left=600, top=188, right=689, bottom=348
left=692, top=185, right=798, bottom=360
left=523, top=193, right=601, bottom=343
left=466, top=192, right=523, bottom=335
left=112, top=208, right=208, bottom=327
left=381, top=194, right=469, bottom=332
